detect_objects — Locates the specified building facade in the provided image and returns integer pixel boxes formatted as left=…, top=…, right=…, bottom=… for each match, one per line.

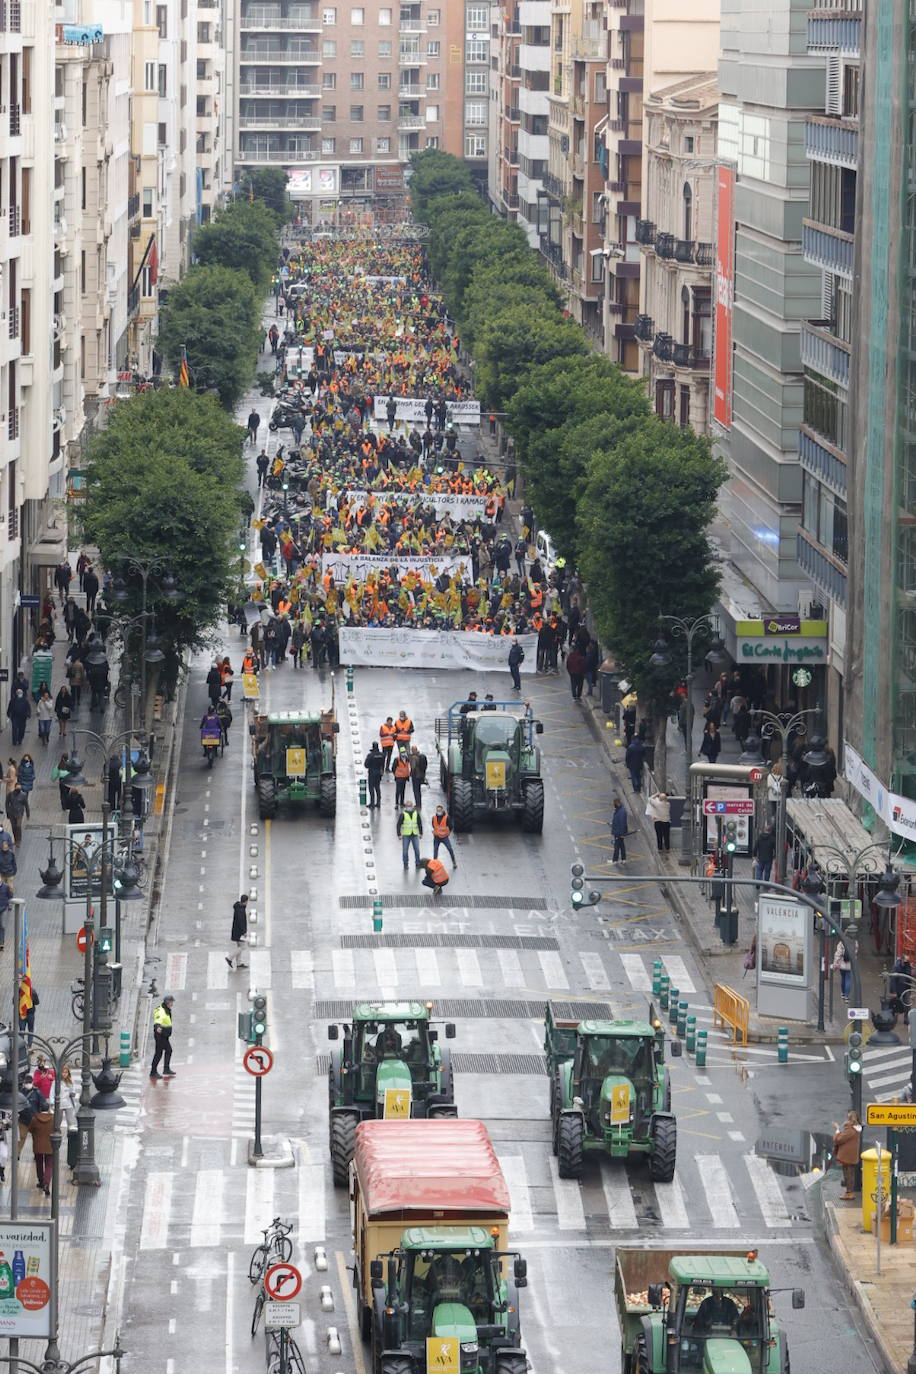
left=633, top=74, right=717, bottom=433
left=487, top=0, right=549, bottom=248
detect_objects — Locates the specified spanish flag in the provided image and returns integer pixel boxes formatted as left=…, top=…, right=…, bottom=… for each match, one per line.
left=178, top=346, right=190, bottom=388
left=18, top=910, right=32, bottom=1020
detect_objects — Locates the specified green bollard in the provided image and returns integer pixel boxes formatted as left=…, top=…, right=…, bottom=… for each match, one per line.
left=677, top=1001, right=688, bottom=1038
left=652, top=960, right=663, bottom=997
left=119, top=1029, right=131, bottom=1067
left=777, top=1027, right=789, bottom=1064
left=659, top=976, right=670, bottom=1012
left=359, top=777, right=367, bottom=807
left=695, top=1029, right=707, bottom=1069
left=685, top=1016, right=696, bottom=1054
left=669, top=989, right=680, bottom=1026
left=346, top=665, right=354, bottom=693
left=373, top=898, right=383, bottom=933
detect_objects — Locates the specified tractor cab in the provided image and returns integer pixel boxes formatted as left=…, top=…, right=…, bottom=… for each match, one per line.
left=572, top=1022, right=660, bottom=1138
left=435, top=703, right=545, bottom=834
left=658, top=1254, right=800, bottom=1374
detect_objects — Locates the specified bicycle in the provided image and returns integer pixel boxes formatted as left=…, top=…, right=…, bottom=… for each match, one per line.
left=249, top=1217, right=293, bottom=1285
left=266, top=1326, right=305, bottom=1374
left=70, top=978, right=85, bottom=1021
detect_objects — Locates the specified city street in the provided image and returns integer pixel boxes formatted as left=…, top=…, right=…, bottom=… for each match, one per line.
left=114, top=641, right=882, bottom=1373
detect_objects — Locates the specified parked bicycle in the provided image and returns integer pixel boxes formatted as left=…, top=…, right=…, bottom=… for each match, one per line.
left=70, top=978, right=85, bottom=1021
left=248, top=1217, right=293, bottom=1285
left=266, top=1326, right=305, bottom=1374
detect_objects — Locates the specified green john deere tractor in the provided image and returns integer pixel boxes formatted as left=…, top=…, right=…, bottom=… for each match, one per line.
left=370, top=1228, right=528, bottom=1374
left=544, top=1000, right=681, bottom=1182
left=327, top=1001, right=457, bottom=1186
left=250, top=708, right=338, bottom=819
left=434, top=701, right=544, bottom=833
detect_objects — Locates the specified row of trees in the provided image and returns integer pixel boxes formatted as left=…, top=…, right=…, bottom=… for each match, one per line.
left=78, top=172, right=294, bottom=674
left=410, top=150, right=726, bottom=775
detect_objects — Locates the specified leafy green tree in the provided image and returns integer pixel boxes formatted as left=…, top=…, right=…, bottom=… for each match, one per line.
left=440, top=219, right=531, bottom=318
left=426, top=195, right=489, bottom=282
left=239, top=167, right=294, bottom=221
left=81, top=389, right=246, bottom=677
left=460, top=258, right=560, bottom=349
left=409, top=150, right=474, bottom=221
left=192, top=200, right=280, bottom=291
left=578, top=420, right=727, bottom=783
left=158, top=264, right=262, bottom=409
left=473, top=304, right=587, bottom=413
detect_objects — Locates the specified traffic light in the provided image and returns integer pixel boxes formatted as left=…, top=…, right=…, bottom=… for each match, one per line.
left=723, top=821, right=739, bottom=853
left=570, top=863, right=600, bottom=910
left=846, top=1029, right=863, bottom=1080
left=252, top=993, right=268, bottom=1042
left=237, top=1011, right=253, bottom=1044
left=97, top=926, right=113, bottom=957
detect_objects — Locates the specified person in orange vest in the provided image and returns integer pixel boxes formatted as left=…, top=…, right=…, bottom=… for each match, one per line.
left=395, top=711, right=413, bottom=746
left=392, top=747, right=411, bottom=806
left=431, top=805, right=456, bottom=867
left=379, top=717, right=396, bottom=771
left=419, top=856, right=449, bottom=898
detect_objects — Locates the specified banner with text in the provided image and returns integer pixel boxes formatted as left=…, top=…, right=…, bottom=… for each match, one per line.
left=344, top=489, right=488, bottom=520
left=372, top=396, right=482, bottom=426
left=340, top=627, right=537, bottom=672
left=320, top=551, right=469, bottom=582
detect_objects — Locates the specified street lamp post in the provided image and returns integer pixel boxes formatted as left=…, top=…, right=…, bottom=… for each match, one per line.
left=109, top=559, right=177, bottom=715
left=751, top=706, right=820, bottom=884
left=650, top=616, right=729, bottom=865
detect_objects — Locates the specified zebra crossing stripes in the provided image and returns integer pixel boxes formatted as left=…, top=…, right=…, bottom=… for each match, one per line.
left=331, top=948, right=356, bottom=989
left=579, top=952, right=611, bottom=992
left=601, top=1166, right=638, bottom=1230
left=548, top=1158, right=587, bottom=1231
left=290, top=950, right=314, bottom=990
left=743, top=1154, right=792, bottom=1228
left=694, top=1156, right=741, bottom=1228
left=653, top=1176, right=690, bottom=1230
left=863, top=1043, right=912, bottom=1101
left=190, top=1170, right=226, bottom=1248
left=243, top=1166, right=275, bottom=1246
left=619, top=954, right=651, bottom=992
left=500, top=1154, right=534, bottom=1232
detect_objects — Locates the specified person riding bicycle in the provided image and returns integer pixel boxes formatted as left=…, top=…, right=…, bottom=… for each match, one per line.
left=200, top=707, right=222, bottom=745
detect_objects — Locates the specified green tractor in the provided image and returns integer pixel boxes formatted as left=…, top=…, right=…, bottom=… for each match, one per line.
left=544, top=1001, right=681, bottom=1183
left=250, top=708, right=338, bottom=819
left=434, top=701, right=544, bottom=833
left=328, top=1001, right=457, bottom=1186
left=370, top=1227, right=528, bottom=1374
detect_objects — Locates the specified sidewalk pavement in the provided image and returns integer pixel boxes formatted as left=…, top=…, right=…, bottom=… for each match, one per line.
left=823, top=1195, right=916, bottom=1374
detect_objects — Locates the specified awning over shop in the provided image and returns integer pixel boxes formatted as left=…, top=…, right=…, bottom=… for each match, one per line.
left=785, top=798, right=899, bottom=877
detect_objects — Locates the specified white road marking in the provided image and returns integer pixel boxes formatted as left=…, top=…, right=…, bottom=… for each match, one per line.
left=249, top=947, right=272, bottom=989
left=579, top=951, right=610, bottom=991
left=190, top=1170, right=224, bottom=1248
left=744, top=1153, right=792, bottom=1227
left=297, top=1160, right=327, bottom=1242
left=139, top=1171, right=173, bottom=1250
left=165, top=952, right=187, bottom=990
left=548, top=1157, right=587, bottom=1230
left=538, top=951, right=569, bottom=990
left=206, top=952, right=229, bottom=990
left=602, top=1167, right=638, bottom=1230
left=695, top=1156, right=740, bottom=1228
left=244, top=1166, right=275, bottom=1246
left=414, top=947, right=442, bottom=986
left=456, top=949, right=483, bottom=986
left=332, top=948, right=356, bottom=990
left=619, top=953, right=651, bottom=992
left=373, top=948, right=398, bottom=988
left=497, top=949, right=524, bottom=988
left=661, top=955, right=695, bottom=994
left=499, top=1154, right=534, bottom=1232
left=653, top=1175, right=690, bottom=1229
left=291, top=950, right=314, bottom=989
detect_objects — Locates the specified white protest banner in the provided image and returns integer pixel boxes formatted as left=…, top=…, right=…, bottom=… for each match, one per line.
left=344, top=489, right=488, bottom=520
left=372, top=396, right=482, bottom=426
left=320, top=552, right=469, bottom=582
left=340, top=627, right=537, bottom=673
left=364, top=276, right=407, bottom=284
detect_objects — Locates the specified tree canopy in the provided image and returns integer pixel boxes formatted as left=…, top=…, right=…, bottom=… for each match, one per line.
left=158, top=264, right=263, bottom=409
left=192, top=200, right=280, bottom=292
left=409, top=149, right=474, bottom=222
left=238, top=167, right=295, bottom=222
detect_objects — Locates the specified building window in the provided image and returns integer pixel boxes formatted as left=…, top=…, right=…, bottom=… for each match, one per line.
left=378, top=39, right=392, bottom=54
left=158, top=121, right=167, bottom=145
left=143, top=187, right=154, bottom=216
left=322, top=103, right=337, bottom=119
left=377, top=136, right=390, bottom=152
left=351, top=71, right=364, bottom=88
left=322, top=7, right=336, bottom=21
left=464, top=133, right=486, bottom=156
left=157, top=63, right=167, bottom=97
left=655, top=379, right=675, bottom=420
left=465, top=100, right=486, bottom=125
left=467, top=5, right=488, bottom=25
left=350, top=104, right=364, bottom=120
left=378, top=71, right=392, bottom=88
left=427, top=8, right=439, bottom=22
left=683, top=182, right=692, bottom=240
left=323, top=38, right=337, bottom=54
left=141, top=265, right=154, bottom=297
left=323, top=71, right=337, bottom=87
left=426, top=103, right=439, bottom=121
left=379, top=6, right=392, bottom=20
left=465, top=38, right=487, bottom=62
left=427, top=39, right=440, bottom=56
left=466, top=71, right=487, bottom=93
left=351, top=6, right=364, bottom=21
left=590, top=252, right=605, bottom=282
left=377, top=103, right=391, bottom=119
left=426, top=135, right=439, bottom=147
left=804, top=371, right=848, bottom=451
left=144, top=61, right=156, bottom=91
left=426, top=72, right=440, bottom=89
left=322, top=137, right=336, bottom=153
left=843, top=64, right=860, bottom=118
left=685, top=135, right=695, bottom=153
left=156, top=4, right=167, bottom=35
left=350, top=38, right=364, bottom=55
left=197, top=22, right=211, bottom=41
left=349, top=136, right=364, bottom=152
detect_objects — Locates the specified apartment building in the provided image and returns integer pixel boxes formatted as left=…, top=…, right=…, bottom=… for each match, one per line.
left=633, top=74, right=717, bottom=433
left=487, top=5, right=520, bottom=222
left=601, top=0, right=642, bottom=373
left=196, top=0, right=226, bottom=220
left=487, top=1, right=549, bottom=247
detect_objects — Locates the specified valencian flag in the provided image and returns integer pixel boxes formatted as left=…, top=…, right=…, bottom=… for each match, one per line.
left=178, top=346, right=190, bottom=388
left=18, top=908, right=32, bottom=1021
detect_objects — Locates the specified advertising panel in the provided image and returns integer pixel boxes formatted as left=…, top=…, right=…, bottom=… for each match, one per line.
left=758, top=897, right=809, bottom=988
left=0, top=1222, right=53, bottom=1338
left=713, top=165, right=736, bottom=429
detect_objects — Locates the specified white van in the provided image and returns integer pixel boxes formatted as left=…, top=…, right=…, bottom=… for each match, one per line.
left=535, top=529, right=558, bottom=572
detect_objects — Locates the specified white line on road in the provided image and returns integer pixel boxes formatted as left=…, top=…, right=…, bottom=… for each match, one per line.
left=744, top=1153, right=792, bottom=1227
left=538, top=951, right=569, bottom=990
left=547, top=1157, right=587, bottom=1230
left=207, top=952, right=229, bottom=990
left=190, top=1170, right=224, bottom=1247
left=332, top=948, right=356, bottom=990
left=499, top=1154, right=534, bottom=1232
left=619, top=953, right=652, bottom=992
left=373, top=948, right=398, bottom=988
left=579, top=951, right=610, bottom=992
left=297, top=1159, right=327, bottom=1243
left=165, top=952, right=188, bottom=991
left=662, top=955, right=696, bottom=995
left=653, top=1175, right=690, bottom=1229
left=497, top=949, right=524, bottom=988
left=602, top=1167, right=638, bottom=1229
left=291, top=950, right=314, bottom=989
left=244, top=1167, right=275, bottom=1246
left=249, top=947, right=272, bottom=989
left=695, top=1156, right=740, bottom=1228
left=139, top=1172, right=173, bottom=1251
left=415, top=947, right=442, bottom=986
left=456, top=949, right=483, bottom=986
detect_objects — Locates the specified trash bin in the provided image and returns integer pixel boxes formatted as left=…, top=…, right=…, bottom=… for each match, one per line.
left=598, top=657, right=623, bottom=715
left=66, top=1128, right=80, bottom=1171
left=861, top=1147, right=892, bottom=1234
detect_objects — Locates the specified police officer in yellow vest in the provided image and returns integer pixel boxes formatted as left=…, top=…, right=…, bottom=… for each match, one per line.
left=396, top=803, right=423, bottom=870
left=150, top=994, right=176, bottom=1079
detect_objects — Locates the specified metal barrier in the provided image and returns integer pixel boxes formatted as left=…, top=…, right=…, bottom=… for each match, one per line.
left=713, top=983, right=750, bottom=1045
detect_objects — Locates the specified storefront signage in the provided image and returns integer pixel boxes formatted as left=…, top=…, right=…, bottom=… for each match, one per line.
left=763, top=615, right=801, bottom=635
left=736, top=636, right=827, bottom=663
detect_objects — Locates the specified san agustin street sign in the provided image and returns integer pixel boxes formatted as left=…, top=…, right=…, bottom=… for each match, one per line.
left=866, top=1103, right=916, bottom=1128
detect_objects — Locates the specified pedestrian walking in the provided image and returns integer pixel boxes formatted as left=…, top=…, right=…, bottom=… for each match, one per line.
left=832, top=1110, right=862, bottom=1200
left=397, top=803, right=422, bottom=870
left=699, top=721, right=721, bottom=764
left=566, top=646, right=585, bottom=700
left=584, top=640, right=599, bottom=697
left=646, top=791, right=671, bottom=852
left=17, top=754, right=34, bottom=818
left=6, top=691, right=30, bottom=747
left=31, top=1055, right=54, bottom=1101
left=0, top=878, right=12, bottom=952
left=5, top=786, right=27, bottom=847
left=247, top=409, right=261, bottom=445
left=52, top=754, right=72, bottom=810
left=36, top=684, right=54, bottom=745
left=54, top=684, right=73, bottom=737
left=82, top=566, right=99, bottom=615
left=226, top=895, right=249, bottom=970
left=53, top=559, right=72, bottom=605
left=57, top=1065, right=78, bottom=1134
left=76, top=550, right=91, bottom=592
left=409, top=744, right=428, bottom=809
left=393, top=748, right=411, bottom=807
left=0, top=840, right=16, bottom=889
left=625, top=735, right=645, bottom=793
left=508, top=639, right=524, bottom=692
left=3, top=758, right=17, bottom=801
left=150, top=994, right=176, bottom=1079
left=364, top=742, right=383, bottom=808
left=610, top=798, right=628, bottom=863
left=220, top=657, right=234, bottom=700
left=419, top=857, right=449, bottom=898
left=66, top=657, right=85, bottom=711
left=832, top=937, right=857, bottom=1001
left=431, top=806, right=456, bottom=866
left=379, top=716, right=396, bottom=771
left=17, top=980, right=37, bottom=1045
left=66, top=786, right=86, bottom=825
left=752, top=825, right=776, bottom=883
left=206, top=662, right=222, bottom=707
left=28, top=1103, right=54, bottom=1196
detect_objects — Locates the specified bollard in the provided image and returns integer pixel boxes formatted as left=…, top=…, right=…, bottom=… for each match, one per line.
left=373, top=898, right=383, bottom=933
left=695, top=1029, right=707, bottom=1069
left=346, top=665, right=354, bottom=694
left=652, top=960, right=663, bottom=997
left=777, top=1026, right=789, bottom=1064
left=685, top=1015, right=697, bottom=1054
left=677, top=1001, right=688, bottom=1038
left=659, top=976, right=670, bottom=1012
left=119, top=1029, right=131, bottom=1067
left=668, top=989, right=680, bottom=1026
left=359, top=777, right=367, bottom=807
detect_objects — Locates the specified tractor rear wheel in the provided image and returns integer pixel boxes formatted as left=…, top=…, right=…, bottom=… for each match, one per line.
left=379, top=1358, right=412, bottom=1374
left=521, top=779, right=544, bottom=833
left=494, top=1353, right=528, bottom=1374
left=257, top=777, right=277, bottom=819
left=635, top=1334, right=651, bottom=1374
left=330, top=1113, right=357, bottom=1188
left=557, top=1114, right=585, bottom=1180
left=451, top=778, right=474, bottom=832
left=648, top=1116, right=677, bottom=1183
left=319, top=775, right=337, bottom=817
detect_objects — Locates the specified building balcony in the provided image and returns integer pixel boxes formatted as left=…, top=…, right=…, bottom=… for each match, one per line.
left=240, top=46, right=318, bottom=62
left=7, top=306, right=18, bottom=341
left=634, top=314, right=653, bottom=341
left=571, top=152, right=584, bottom=178
left=801, top=318, right=851, bottom=388
left=398, top=115, right=426, bottom=130
left=9, top=104, right=20, bottom=137
left=504, top=106, right=520, bottom=122
left=799, top=426, right=847, bottom=495
left=503, top=144, right=519, bottom=165
left=544, top=171, right=565, bottom=199
left=797, top=530, right=848, bottom=609
left=539, top=236, right=567, bottom=279
left=240, top=13, right=321, bottom=30
left=802, top=218, right=854, bottom=279
left=237, top=147, right=319, bottom=162
left=398, top=48, right=426, bottom=64
left=240, top=113, right=319, bottom=128
left=655, top=231, right=675, bottom=259
left=238, top=81, right=320, bottom=97
left=653, top=332, right=674, bottom=362
left=607, top=180, right=626, bottom=194
left=503, top=190, right=519, bottom=209
left=399, top=17, right=426, bottom=30
left=674, top=238, right=694, bottom=263
left=671, top=342, right=710, bottom=370
left=127, top=192, right=141, bottom=221
left=398, top=83, right=423, bottom=96
left=806, top=14, right=860, bottom=56
left=634, top=219, right=655, bottom=246
left=9, top=204, right=19, bottom=237
left=805, top=118, right=858, bottom=169
left=694, top=241, right=713, bottom=267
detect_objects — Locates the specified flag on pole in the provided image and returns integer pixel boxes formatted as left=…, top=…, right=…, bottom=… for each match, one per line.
left=18, top=910, right=32, bottom=1020
left=179, top=346, right=190, bottom=388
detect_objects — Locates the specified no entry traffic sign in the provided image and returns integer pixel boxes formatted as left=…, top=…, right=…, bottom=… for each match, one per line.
left=76, top=926, right=93, bottom=954
left=264, top=1263, right=302, bottom=1301
left=244, top=1045, right=274, bottom=1077
left=702, top=799, right=755, bottom=816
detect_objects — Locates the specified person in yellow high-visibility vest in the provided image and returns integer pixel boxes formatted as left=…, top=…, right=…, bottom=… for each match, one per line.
left=150, top=995, right=176, bottom=1080
left=396, top=803, right=422, bottom=870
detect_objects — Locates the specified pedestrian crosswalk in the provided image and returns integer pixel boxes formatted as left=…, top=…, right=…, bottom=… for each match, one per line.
left=863, top=1042, right=913, bottom=1102
left=131, top=1132, right=803, bottom=1253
